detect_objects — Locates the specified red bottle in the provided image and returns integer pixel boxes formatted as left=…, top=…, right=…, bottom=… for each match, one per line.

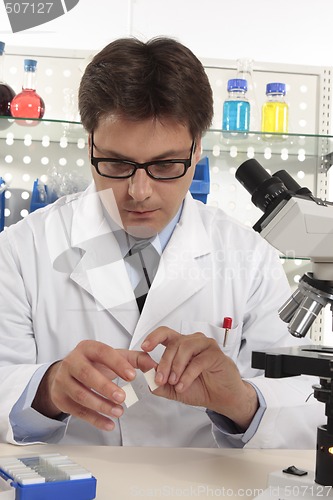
left=10, top=59, right=45, bottom=120
left=0, top=41, right=16, bottom=130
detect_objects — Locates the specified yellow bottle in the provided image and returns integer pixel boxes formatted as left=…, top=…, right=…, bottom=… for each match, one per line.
left=261, top=82, right=288, bottom=134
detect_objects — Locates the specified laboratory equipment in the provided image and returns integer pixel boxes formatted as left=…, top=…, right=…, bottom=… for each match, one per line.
left=0, top=453, right=96, bottom=499
left=0, top=41, right=15, bottom=130
left=236, top=58, right=260, bottom=131
left=10, top=59, right=45, bottom=120
left=190, top=156, right=210, bottom=203
left=222, top=78, right=250, bottom=132
left=235, top=158, right=333, bottom=496
left=261, top=82, right=289, bottom=134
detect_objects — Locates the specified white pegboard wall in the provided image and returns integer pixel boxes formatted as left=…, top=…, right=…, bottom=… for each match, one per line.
left=319, top=68, right=332, bottom=135
left=0, top=48, right=331, bottom=228
left=0, top=128, right=90, bottom=225
left=0, top=117, right=90, bottom=227
left=201, top=57, right=332, bottom=220
left=0, top=45, right=92, bottom=224
left=202, top=58, right=332, bottom=212
left=1, top=48, right=330, bottom=135
left=202, top=57, right=328, bottom=135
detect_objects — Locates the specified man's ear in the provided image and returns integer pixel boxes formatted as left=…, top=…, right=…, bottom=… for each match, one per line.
left=194, top=138, right=202, bottom=164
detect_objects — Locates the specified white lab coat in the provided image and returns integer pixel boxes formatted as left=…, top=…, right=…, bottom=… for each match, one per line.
left=0, top=184, right=324, bottom=448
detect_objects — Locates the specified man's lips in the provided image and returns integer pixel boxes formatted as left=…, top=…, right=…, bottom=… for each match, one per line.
left=126, top=208, right=158, bottom=214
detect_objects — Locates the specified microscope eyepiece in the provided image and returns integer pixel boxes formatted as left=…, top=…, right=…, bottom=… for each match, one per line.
left=273, top=170, right=312, bottom=197
left=235, top=158, right=288, bottom=212
left=235, top=159, right=315, bottom=214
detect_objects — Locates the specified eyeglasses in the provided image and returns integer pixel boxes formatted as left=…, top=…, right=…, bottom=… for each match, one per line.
left=90, top=132, right=195, bottom=180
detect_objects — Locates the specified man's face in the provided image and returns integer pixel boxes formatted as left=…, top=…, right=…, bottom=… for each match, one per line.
left=90, top=116, right=201, bottom=238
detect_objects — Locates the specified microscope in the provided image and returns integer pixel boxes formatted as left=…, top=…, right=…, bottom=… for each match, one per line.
left=235, top=158, right=333, bottom=492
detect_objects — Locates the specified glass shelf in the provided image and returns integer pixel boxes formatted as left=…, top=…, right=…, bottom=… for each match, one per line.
left=280, top=256, right=310, bottom=261
left=1, top=118, right=333, bottom=159
left=0, top=116, right=86, bottom=142
left=1, top=117, right=333, bottom=165
left=203, top=129, right=333, bottom=163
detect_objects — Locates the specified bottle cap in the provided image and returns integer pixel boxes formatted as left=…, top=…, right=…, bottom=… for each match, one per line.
left=24, top=59, right=37, bottom=71
left=227, top=78, right=248, bottom=92
left=266, top=82, right=286, bottom=95
left=0, top=41, right=5, bottom=55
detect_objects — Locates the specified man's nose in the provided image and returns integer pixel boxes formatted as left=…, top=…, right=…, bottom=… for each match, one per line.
left=128, top=169, right=153, bottom=201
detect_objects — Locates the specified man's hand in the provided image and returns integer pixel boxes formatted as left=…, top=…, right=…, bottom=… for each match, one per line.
left=141, top=327, right=258, bottom=430
left=32, top=340, right=157, bottom=431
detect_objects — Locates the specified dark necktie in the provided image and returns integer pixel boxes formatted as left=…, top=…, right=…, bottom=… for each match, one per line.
left=126, top=241, right=160, bottom=313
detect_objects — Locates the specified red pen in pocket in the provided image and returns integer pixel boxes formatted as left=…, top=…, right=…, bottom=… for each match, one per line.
left=222, top=317, right=233, bottom=347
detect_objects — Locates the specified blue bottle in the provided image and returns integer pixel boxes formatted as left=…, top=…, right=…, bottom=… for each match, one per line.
left=222, top=78, right=250, bottom=132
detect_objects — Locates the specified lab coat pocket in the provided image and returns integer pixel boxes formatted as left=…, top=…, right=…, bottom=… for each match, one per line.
left=180, top=320, right=243, bottom=361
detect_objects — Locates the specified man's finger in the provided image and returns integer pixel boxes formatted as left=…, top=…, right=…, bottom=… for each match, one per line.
left=77, top=340, right=139, bottom=382
left=141, top=326, right=177, bottom=351
left=120, top=349, right=157, bottom=374
left=58, top=394, right=116, bottom=432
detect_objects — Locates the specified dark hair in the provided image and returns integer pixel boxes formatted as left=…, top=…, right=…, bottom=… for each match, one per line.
left=78, top=37, right=213, bottom=139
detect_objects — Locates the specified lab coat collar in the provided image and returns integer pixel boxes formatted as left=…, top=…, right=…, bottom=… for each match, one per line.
left=71, top=183, right=116, bottom=247
left=68, top=183, right=140, bottom=333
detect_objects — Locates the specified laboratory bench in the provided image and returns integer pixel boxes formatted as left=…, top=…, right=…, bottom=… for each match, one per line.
left=0, top=443, right=317, bottom=499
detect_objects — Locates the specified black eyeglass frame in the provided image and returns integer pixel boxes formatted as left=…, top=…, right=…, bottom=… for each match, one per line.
left=90, top=132, right=195, bottom=180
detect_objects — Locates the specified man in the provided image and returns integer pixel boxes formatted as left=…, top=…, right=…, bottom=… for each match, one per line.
left=0, top=37, right=323, bottom=448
